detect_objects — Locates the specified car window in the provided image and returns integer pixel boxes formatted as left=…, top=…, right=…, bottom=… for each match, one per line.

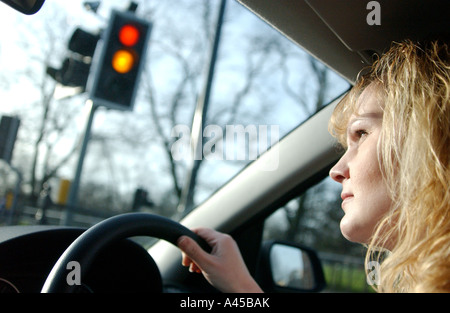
left=263, top=176, right=372, bottom=292
left=0, top=0, right=349, bottom=228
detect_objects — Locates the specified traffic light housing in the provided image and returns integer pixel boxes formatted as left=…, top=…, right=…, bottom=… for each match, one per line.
left=0, top=116, right=20, bottom=164
left=46, top=28, right=100, bottom=89
left=89, top=10, right=151, bottom=111
left=46, top=57, right=91, bottom=88
left=131, top=188, right=154, bottom=211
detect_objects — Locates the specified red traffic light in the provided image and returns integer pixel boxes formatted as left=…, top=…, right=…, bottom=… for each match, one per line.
left=118, top=24, right=140, bottom=46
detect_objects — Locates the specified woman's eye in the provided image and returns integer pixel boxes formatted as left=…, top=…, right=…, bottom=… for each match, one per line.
left=350, top=129, right=368, bottom=143
left=346, top=124, right=370, bottom=146
left=355, top=129, right=368, bottom=138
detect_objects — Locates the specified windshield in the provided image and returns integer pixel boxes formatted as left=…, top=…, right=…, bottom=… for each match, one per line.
left=0, top=0, right=349, bottom=228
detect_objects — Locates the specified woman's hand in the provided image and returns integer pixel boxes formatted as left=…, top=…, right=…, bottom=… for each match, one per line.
left=177, top=227, right=263, bottom=293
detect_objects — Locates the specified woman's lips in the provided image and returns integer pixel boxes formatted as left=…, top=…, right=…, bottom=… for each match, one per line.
left=341, top=192, right=354, bottom=201
left=341, top=193, right=354, bottom=209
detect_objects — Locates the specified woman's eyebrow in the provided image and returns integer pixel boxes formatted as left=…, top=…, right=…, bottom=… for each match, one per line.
left=346, top=112, right=383, bottom=136
left=348, top=112, right=383, bottom=125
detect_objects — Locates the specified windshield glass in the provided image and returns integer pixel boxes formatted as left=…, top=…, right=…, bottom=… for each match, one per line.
left=0, top=0, right=349, bottom=228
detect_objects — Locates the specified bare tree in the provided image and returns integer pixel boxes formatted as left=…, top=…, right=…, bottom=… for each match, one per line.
left=136, top=0, right=290, bottom=213
left=1, top=0, right=345, bottom=227
left=2, top=3, right=89, bottom=204
left=120, top=0, right=336, bottom=215
left=280, top=51, right=330, bottom=115
left=136, top=0, right=220, bottom=209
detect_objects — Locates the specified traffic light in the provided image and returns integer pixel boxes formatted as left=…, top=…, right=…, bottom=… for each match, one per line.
left=89, top=10, right=151, bottom=111
left=46, top=28, right=100, bottom=89
left=46, top=57, right=91, bottom=88
left=131, top=188, right=154, bottom=211
left=0, top=116, right=20, bottom=164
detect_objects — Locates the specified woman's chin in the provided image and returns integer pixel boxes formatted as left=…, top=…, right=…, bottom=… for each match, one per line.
left=340, top=216, right=368, bottom=244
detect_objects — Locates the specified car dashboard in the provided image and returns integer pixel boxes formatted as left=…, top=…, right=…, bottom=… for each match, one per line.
left=0, top=226, right=164, bottom=293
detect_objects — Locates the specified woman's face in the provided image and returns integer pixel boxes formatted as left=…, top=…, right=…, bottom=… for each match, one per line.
left=329, top=85, right=393, bottom=244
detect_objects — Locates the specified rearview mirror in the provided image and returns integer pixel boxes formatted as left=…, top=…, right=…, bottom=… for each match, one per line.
left=256, top=241, right=326, bottom=292
left=0, top=0, right=45, bottom=15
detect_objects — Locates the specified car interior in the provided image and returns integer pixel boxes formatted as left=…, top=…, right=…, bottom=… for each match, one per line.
left=150, top=0, right=450, bottom=293
left=0, top=0, right=448, bottom=294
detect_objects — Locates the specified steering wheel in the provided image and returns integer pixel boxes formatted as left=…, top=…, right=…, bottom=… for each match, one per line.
left=41, top=213, right=210, bottom=293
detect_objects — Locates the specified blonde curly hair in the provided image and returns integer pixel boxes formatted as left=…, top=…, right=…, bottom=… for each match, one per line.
left=329, top=40, right=450, bottom=292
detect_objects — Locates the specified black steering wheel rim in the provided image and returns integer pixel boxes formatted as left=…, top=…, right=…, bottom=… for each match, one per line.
left=41, top=213, right=210, bottom=293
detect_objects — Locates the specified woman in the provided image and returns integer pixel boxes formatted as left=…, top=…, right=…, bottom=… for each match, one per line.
left=177, top=40, right=450, bottom=293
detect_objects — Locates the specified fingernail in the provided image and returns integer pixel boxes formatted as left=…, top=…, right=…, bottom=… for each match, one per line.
left=177, top=236, right=186, bottom=247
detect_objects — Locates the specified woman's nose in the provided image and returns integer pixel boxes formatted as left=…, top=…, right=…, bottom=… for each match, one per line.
left=329, top=154, right=350, bottom=183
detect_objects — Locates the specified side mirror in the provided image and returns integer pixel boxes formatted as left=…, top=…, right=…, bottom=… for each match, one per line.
left=256, top=240, right=326, bottom=292
left=0, top=0, right=45, bottom=15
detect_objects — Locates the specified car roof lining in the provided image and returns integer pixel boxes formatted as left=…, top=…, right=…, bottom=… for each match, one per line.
left=236, top=0, right=450, bottom=83
left=236, top=0, right=364, bottom=83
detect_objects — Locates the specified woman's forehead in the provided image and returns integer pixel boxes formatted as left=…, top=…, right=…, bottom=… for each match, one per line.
left=355, top=83, right=384, bottom=116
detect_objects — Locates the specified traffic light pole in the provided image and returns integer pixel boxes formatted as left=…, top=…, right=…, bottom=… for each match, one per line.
left=62, top=100, right=98, bottom=226
left=5, top=164, right=22, bottom=225
left=177, top=0, right=227, bottom=216
left=61, top=8, right=151, bottom=225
